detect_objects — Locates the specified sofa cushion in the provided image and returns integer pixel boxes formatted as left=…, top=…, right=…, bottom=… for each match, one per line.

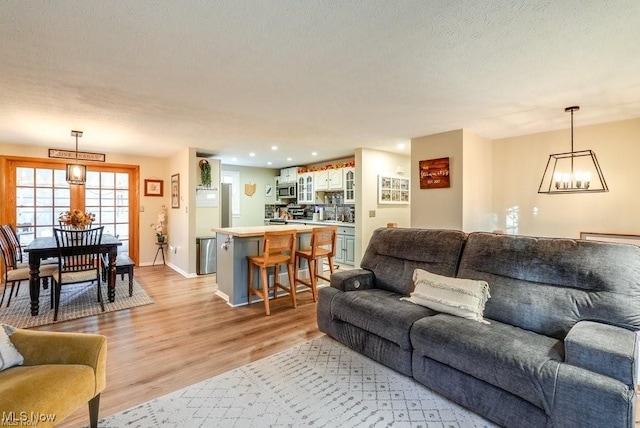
left=331, top=288, right=435, bottom=350
left=360, top=228, right=467, bottom=295
left=457, top=232, right=640, bottom=339
left=0, top=324, right=23, bottom=372
left=411, top=314, right=563, bottom=411
left=402, top=269, right=490, bottom=323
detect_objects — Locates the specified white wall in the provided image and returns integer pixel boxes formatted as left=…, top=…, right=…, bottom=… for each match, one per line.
left=462, top=130, right=494, bottom=232
left=411, top=130, right=464, bottom=229
left=493, top=117, right=640, bottom=238
left=221, top=164, right=279, bottom=227
left=355, top=148, right=411, bottom=267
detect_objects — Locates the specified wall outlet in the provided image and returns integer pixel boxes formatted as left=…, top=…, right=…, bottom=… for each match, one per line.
left=369, top=210, right=376, bottom=217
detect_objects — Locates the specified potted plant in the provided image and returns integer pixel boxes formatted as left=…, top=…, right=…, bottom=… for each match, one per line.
left=199, top=159, right=211, bottom=188
left=151, top=205, right=167, bottom=243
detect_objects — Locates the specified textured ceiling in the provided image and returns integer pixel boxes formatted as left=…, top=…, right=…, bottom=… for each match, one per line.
left=1, top=1, right=639, bottom=168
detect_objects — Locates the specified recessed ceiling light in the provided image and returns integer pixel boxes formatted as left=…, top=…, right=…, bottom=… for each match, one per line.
left=397, top=143, right=406, bottom=150
left=311, top=152, right=318, bottom=156
left=271, top=146, right=278, bottom=150
left=267, top=161, right=272, bottom=165
left=249, top=152, right=256, bottom=157
left=286, top=157, right=292, bottom=161
left=231, top=157, right=237, bottom=162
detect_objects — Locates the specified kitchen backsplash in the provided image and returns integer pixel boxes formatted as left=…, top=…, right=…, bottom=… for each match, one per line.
left=265, top=204, right=355, bottom=222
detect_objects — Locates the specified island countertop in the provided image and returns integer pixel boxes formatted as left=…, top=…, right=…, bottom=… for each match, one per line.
left=212, top=224, right=316, bottom=238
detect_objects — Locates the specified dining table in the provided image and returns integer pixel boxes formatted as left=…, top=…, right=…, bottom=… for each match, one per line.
left=25, top=234, right=122, bottom=316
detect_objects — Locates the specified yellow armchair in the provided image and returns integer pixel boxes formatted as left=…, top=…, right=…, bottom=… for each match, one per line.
left=0, top=328, right=107, bottom=428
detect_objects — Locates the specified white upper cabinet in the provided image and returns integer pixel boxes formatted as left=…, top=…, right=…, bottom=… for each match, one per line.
left=298, top=172, right=314, bottom=203
left=315, top=168, right=343, bottom=191
left=343, top=167, right=355, bottom=203
left=280, top=167, right=298, bottom=183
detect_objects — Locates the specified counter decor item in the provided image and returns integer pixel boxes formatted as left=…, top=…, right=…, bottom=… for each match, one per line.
left=151, top=205, right=167, bottom=242
left=58, top=209, right=95, bottom=229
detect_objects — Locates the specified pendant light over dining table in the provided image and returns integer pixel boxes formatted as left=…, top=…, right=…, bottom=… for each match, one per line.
left=538, top=106, right=608, bottom=194
left=66, top=130, right=87, bottom=185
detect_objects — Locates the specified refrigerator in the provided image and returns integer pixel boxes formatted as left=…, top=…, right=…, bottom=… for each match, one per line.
left=221, top=183, right=232, bottom=228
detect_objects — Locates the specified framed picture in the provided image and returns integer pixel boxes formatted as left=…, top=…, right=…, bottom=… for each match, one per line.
left=419, top=157, right=450, bottom=189
left=144, top=179, right=163, bottom=196
left=171, top=174, right=180, bottom=209
left=378, top=175, right=410, bottom=204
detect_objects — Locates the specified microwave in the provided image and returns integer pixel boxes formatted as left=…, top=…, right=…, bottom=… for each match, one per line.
left=277, top=185, right=296, bottom=198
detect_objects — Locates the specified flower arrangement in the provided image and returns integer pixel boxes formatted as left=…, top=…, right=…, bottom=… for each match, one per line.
left=151, top=205, right=167, bottom=237
left=59, top=209, right=95, bottom=228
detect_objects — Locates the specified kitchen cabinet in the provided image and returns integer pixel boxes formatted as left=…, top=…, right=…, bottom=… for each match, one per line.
left=343, top=167, right=355, bottom=203
left=280, top=167, right=298, bottom=184
left=315, top=168, right=343, bottom=191
left=334, top=226, right=355, bottom=265
left=297, top=172, right=314, bottom=204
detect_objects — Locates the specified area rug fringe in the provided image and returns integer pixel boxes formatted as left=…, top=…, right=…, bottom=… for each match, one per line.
left=0, top=278, right=153, bottom=328
left=94, top=335, right=496, bottom=428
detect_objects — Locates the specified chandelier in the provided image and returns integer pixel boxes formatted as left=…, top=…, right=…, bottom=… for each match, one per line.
left=538, top=106, right=608, bottom=194
left=66, top=130, right=87, bottom=185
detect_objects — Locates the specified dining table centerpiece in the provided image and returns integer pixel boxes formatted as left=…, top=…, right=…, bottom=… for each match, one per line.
left=58, top=209, right=96, bottom=229
left=151, top=205, right=167, bottom=243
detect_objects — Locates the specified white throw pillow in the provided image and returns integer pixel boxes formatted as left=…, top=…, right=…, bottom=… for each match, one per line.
left=402, top=269, right=491, bottom=323
left=0, top=323, right=24, bottom=371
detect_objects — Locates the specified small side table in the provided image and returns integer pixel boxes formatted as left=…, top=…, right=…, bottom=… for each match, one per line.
left=153, top=242, right=167, bottom=266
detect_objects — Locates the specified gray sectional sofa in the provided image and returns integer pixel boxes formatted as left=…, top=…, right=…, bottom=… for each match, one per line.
left=317, top=228, right=640, bottom=427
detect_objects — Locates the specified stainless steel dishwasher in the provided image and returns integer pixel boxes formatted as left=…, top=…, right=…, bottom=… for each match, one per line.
left=196, top=236, right=216, bottom=275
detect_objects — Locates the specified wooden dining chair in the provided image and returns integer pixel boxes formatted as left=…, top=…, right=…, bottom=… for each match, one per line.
left=0, top=224, right=56, bottom=291
left=0, top=227, right=56, bottom=308
left=52, top=226, right=105, bottom=321
left=247, top=230, right=297, bottom=315
left=294, top=226, right=337, bottom=302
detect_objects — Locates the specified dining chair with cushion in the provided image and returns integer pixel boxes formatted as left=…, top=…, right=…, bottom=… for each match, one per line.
left=1, top=223, right=57, bottom=289
left=294, top=226, right=337, bottom=302
left=248, top=230, right=297, bottom=315
left=52, top=226, right=105, bottom=321
left=0, top=228, right=56, bottom=308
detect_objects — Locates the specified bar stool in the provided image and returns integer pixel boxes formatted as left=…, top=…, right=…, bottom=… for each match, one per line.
left=248, top=230, right=297, bottom=315
left=294, top=226, right=337, bottom=301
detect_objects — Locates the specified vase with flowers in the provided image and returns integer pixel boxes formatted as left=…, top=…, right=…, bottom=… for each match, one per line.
left=151, top=205, right=167, bottom=243
left=58, top=209, right=96, bottom=229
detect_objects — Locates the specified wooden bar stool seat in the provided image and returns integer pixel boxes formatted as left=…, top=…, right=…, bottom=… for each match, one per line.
left=294, top=226, right=337, bottom=302
left=248, top=230, right=297, bottom=315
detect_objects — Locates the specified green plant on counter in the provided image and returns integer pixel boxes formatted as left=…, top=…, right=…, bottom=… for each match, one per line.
left=199, top=159, right=211, bottom=188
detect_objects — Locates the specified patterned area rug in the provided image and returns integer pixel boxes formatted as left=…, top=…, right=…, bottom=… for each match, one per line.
left=0, top=277, right=153, bottom=328
left=96, top=335, right=497, bottom=428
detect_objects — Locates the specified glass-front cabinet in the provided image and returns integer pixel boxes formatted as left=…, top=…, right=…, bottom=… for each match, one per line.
left=343, top=167, right=355, bottom=203
left=297, top=172, right=314, bottom=204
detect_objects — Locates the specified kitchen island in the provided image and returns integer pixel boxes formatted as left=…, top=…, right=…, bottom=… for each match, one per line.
left=212, top=224, right=316, bottom=306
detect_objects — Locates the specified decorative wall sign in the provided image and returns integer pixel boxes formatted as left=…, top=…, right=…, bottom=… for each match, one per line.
left=378, top=175, right=410, bottom=204
left=171, top=174, right=180, bottom=209
left=49, top=149, right=105, bottom=162
left=144, top=179, right=163, bottom=196
left=419, top=157, right=450, bottom=189
left=244, top=183, right=256, bottom=196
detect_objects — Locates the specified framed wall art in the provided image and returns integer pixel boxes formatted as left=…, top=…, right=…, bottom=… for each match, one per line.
left=378, top=175, right=410, bottom=204
left=419, top=157, right=450, bottom=189
left=171, top=173, right=180, bottom=209
left=144, top=179, right=163, bottom=196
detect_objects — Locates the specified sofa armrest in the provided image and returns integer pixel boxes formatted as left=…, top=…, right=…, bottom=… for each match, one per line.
left=330, top=269, right=375, bottom=292
left=10, top=328, right=108, bottom=394
left=565, top=320, right=636, bottom=387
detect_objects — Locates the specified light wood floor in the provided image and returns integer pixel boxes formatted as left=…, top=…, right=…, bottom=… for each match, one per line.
left=32, top=265, right=323, bottom=427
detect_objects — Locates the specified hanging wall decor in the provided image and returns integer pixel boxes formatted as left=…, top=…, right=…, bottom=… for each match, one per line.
left=419, top=157, right=450, bottom=189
